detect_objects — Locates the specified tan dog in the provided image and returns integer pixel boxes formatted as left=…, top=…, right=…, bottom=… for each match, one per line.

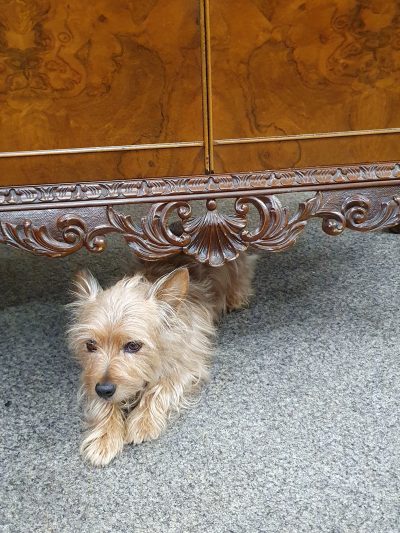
left=68, top=253, right=256, bottom=466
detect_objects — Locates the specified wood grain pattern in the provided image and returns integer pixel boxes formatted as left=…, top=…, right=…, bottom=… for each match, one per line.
left=0, top=0, right=202, bottom=154
left=0, top=147, right=204, bottom=186
left=210, top=0, right=400, bottom=172
left=214, top=134, right=400, bottom=173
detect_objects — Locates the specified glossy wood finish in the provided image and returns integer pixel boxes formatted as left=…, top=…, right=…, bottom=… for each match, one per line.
left=209, top=0, right=400, bottom=172
left=214, top=134, right=400, bottom=173
left=2, top=0, right=400, bottom=190
left=0, top=0, right=203, bottom=181
left=0, top=147, right=204, bottom=186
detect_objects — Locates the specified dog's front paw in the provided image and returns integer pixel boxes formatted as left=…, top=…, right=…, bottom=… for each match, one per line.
left=125, top=409, right=163, bottom=445
left=80, top=431, right=124, bottom=467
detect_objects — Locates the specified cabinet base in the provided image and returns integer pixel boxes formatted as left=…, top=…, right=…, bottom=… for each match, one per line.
left=1, top=163, right=400, bottom=265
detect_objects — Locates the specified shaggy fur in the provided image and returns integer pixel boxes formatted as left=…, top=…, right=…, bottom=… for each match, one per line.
left=68, top=253, right=256, bottom=466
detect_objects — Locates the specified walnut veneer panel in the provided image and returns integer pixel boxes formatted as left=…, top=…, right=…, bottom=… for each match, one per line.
left=0, top=147, right=204, bottom=186
left=214, top=134, right=400, bottom=173
left=0, top=0, right=202, bottom=152
left=210, top=0, right=400, bottom=172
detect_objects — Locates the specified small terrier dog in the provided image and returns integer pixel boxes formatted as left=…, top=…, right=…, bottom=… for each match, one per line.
left=68, top=253, right=255, bottom=466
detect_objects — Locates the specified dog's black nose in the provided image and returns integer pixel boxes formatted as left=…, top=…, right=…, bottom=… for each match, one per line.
left=95, top=382, right=116, bottom=399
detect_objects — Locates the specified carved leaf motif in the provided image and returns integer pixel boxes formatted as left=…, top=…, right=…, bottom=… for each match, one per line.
left=186, top=177, right=210, bottom=193
left=79, top=184, right=105, bottom=200
left=340, top=195, right=400, bottom=231
left=15, top=188, right=40, bottom=203
left=237, top=194, right=322, bottom=252
left=51, top=186, right=75, bottom=202
left=105, top=203, right=191, bottom=261
left=0, top=216, right=89, bottom=257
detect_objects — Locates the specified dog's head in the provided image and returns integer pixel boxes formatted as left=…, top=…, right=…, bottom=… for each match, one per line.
left=68, top=268, right=189, bottom=404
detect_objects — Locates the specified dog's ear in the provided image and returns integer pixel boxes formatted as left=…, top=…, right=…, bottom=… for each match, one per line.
left=151, top=268, right=189, bottom=309
left=72, top=270, right=102, bottom=301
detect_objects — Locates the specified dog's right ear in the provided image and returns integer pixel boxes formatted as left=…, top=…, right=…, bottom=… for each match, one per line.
left=151, top=268, right=189, bottom=309
left=72, top=270, right=102, bottom=301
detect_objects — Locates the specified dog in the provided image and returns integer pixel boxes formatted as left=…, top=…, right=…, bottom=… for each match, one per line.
left=68, top=252, right=256, bottom=466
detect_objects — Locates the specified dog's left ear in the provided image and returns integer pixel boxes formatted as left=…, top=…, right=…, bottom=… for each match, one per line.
left=151, top=268, right=189, bottom=309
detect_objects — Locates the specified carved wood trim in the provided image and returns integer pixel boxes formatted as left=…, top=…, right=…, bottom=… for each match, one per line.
left=1, top=162, right=400, bottom=212
left=1, top=186, right=399, bottom=265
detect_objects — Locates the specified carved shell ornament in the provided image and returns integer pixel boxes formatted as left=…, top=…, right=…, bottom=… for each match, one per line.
left=1, top=186, right=400, bottom=263
left=183, top=200, right=247, bottom=266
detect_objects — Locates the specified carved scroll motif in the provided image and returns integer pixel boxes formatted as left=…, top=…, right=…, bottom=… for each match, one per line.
left=1, top=189, right=400, bottom=265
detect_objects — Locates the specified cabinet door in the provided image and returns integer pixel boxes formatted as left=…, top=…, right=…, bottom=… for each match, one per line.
left=209, top=0, right=400, bottom=173
left=0, top=0, right=204, bottom=185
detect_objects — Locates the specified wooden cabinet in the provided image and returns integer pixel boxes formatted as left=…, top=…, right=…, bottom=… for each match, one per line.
left=210, top=0, right=400, bottom=172
left=0, top=0, right=204, bottom=184
left=1, top=1, right=400, bottom=264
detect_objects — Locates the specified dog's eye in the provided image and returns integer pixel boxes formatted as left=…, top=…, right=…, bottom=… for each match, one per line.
left=123, top=341, right=143, bottom=354
left=86, top=339, right=98, bottom=352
